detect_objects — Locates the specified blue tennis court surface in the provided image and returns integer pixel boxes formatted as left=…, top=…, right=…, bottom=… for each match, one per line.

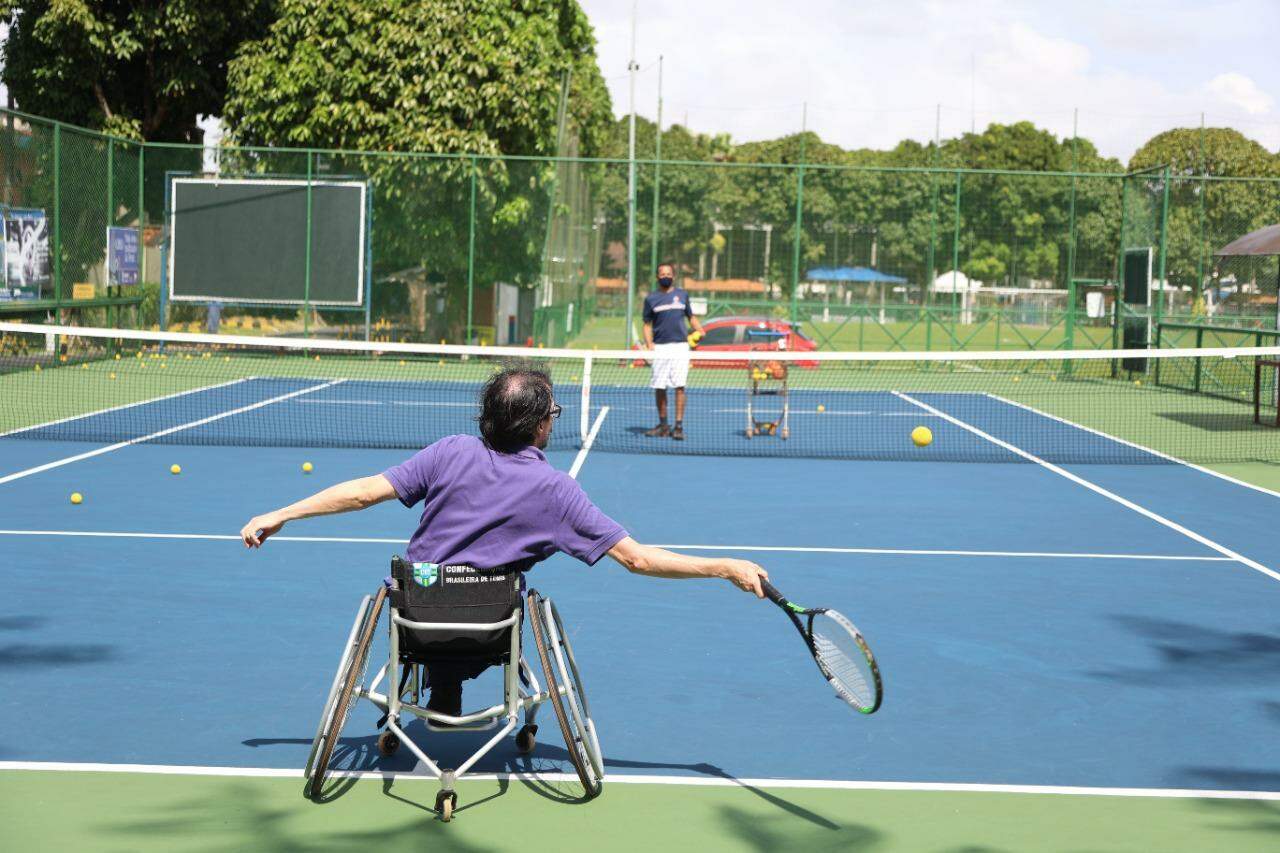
left=2, top=397, right=1278, bottom=795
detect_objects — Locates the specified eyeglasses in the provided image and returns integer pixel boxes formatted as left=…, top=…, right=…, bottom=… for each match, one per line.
left=548, top=403, right=562, bottom=420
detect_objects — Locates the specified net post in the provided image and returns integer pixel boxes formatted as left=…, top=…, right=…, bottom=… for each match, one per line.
left=579, top=355, right=593, bottom=444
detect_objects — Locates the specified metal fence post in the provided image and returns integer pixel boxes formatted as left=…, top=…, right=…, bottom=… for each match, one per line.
left=467, top=155, right=478, bottom=344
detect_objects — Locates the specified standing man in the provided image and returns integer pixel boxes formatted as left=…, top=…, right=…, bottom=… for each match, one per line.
left=643, top=262, right=704, bottom=441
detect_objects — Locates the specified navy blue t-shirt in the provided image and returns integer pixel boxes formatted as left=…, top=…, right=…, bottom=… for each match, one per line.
left=643, top=287, right=693, bottom=344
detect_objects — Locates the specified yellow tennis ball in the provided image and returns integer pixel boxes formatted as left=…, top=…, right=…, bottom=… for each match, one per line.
left=34, top=364, right=41, bottom=372
left=302, top=461, right=314, bottom=473
left=170, top=464, right=181, bottom=475
left=1134, top=379, right=1142, bottom=386
left=817, top=404, right=825, bottom=413
left=70, top=492, right=83, bottom=505
left=911, top=426, right=933, bottom=447
left=114, top=353, right=120, bottom=360
left=109, top=372, right=116, bottom=380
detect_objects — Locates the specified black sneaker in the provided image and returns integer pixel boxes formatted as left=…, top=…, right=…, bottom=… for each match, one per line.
left=644, top=423, right=670, bottom=438
left=671, top=425, right=685, bottom=441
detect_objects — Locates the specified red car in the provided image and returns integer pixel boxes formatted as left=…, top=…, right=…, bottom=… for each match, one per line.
left=691, top=316, right=818, bottom=368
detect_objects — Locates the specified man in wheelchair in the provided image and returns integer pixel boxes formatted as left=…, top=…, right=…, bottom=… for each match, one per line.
left=241, top=364, right=769, bottom=719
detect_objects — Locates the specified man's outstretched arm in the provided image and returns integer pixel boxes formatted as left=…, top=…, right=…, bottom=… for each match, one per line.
left=240, top=474, right=398, bottom=548
left=606, top=536, right=768, bottom=598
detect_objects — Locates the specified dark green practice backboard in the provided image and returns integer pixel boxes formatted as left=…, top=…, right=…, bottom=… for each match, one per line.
left=168, top=178, right=367, bottom=306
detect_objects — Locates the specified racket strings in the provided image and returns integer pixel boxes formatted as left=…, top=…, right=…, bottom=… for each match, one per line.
left=812, top=616, right=876, bottom=709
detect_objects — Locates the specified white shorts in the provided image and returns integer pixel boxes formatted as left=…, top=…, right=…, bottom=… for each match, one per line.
left=650, top=342, right=691, bottom=389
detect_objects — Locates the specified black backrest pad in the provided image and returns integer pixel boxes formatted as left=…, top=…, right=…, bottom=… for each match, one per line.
left=390, top=557, right=522, bottom=662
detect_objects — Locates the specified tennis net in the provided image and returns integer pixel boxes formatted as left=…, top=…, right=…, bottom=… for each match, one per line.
left=2, top=321, right=1277, bottom=465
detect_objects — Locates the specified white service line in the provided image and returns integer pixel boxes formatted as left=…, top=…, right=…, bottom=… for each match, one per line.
left=987, top=392, right=1280, bottom=501
left=2, top=760, right=1279, bottom=801
left=893, top=390, right=1280, bottom=583
left=568, top=406, right=610, bottom=480
left=0, top=379, right=347, bottom=486
left=0, top=377, right=251, bottom=438
left=0, top=528, right=1231, bottom=562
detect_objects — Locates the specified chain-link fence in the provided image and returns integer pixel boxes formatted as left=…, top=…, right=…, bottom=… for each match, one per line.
left=2, top=105, right=1277, bottom=350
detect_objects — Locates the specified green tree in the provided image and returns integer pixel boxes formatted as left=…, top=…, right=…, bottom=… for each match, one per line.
left=1, top=0, right=275, bottom=140
left=1129, top=128, right=1280, bottom=295
left=222, top=0, right=613, bottom=339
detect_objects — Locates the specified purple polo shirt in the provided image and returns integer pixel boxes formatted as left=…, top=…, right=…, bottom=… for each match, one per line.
left=381, top=434, right=627, bottom=571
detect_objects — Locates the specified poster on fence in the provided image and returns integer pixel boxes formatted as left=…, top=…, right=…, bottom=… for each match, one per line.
left=107, top=226, right=141, bottom=286
left=2, top=209, right=50, bottom=300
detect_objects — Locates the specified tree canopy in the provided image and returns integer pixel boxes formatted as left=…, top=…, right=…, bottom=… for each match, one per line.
left=1, top=0, right=275, bottom=140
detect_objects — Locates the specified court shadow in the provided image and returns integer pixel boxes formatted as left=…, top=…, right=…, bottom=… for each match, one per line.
left=99, top=779, right=502, bottom=852
left=1088, top=615, right=1280, bottom=687
left=1156, top=412, right=1268, bottom=432
left=1177, top=766, right=1280, bottom=793
left=599, top=755, right=841, bottom=831
left=0, top=642, right=116, bottom=669
left=1192, top=796, right=1280, bottom=836
left=713, top=803, right=880, bottom=852
left=0, top=615, right=46, bottom=631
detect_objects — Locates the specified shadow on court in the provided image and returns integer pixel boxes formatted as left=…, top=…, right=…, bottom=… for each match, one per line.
left=243, top=729, right=842, bottom=830
left=1088, top=615, right=1280, bottom=687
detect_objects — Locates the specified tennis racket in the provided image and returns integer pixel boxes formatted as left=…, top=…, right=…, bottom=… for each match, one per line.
left=761, top=579, right=882, bottom=714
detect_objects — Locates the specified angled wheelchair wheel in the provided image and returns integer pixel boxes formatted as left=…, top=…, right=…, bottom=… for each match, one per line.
left=306, top=585, right=386, bottom=799
left=527, top=590, right=603, bottom=799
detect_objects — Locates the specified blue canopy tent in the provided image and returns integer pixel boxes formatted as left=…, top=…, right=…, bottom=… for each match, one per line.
left=804, top=266, right=910, bottom=322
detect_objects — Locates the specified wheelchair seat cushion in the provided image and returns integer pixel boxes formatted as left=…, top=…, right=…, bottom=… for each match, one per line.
left=389, top=556, right=522, bottom=663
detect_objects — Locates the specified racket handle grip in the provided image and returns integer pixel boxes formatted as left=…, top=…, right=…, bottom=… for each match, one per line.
left=760, top=579, right=786, bottom=606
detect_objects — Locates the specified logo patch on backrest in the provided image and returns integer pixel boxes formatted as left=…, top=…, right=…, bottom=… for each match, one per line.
left=411, top=562, right=439, bottom=587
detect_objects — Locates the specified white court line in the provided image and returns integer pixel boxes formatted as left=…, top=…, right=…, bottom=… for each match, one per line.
left=0, top=377, right=251, bottom=438
left=988, top=392, right=1280, bottom=501
left=0, top=528, right=1232, bottom=562
left=294, top=399, right=474, bottom=408
left=568, top=406, right=610, bottom=480
left=0, top=379, right=347, bottom=486
left=894, top=391, right=1280, bottom=583
left=2, top=761, right=1278, bottom=801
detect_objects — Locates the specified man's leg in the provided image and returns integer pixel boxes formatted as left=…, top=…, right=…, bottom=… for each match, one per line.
left=425, top=658, right=492, bottom=720
left=672, top=387, right=687, bottom=440
left=645, top=387, right=670, bottom=437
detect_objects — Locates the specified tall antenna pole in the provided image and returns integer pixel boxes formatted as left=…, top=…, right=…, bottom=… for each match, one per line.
left=624, top=0, right=639, bottom=350
left=970, top=52, right=976, bottom=134
left=650, top=55, right=664, bottom=279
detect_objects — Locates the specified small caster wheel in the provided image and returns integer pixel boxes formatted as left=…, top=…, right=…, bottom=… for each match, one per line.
left=435, top=790, right=457, bottom=822
left=515, top=723, right=538, bottom=755
left=377, top=730, right=400, bottom=757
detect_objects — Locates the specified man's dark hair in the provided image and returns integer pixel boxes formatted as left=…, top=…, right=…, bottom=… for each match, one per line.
left=479, top=363, right=554, bottom=452
left=657, top=261, right=676, bottom=276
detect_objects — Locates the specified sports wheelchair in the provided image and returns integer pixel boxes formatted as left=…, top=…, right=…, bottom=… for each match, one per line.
left=304, top=556, right=604, bottom=821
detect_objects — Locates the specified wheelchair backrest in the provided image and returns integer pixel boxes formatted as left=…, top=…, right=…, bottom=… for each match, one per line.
left=389, top=555, right=522, bottom=662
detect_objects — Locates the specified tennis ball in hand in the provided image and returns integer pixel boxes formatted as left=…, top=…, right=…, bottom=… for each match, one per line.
left=70, top=492, right=83, bottom=505
left=170, top=464, right=181, bottom=475
left=911, top=426, right=933, bottom=447
left=302, top=461, right=314, bottom=473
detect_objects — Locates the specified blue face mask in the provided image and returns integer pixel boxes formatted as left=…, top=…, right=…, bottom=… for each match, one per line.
left=658, top=276, right=674, bottom=288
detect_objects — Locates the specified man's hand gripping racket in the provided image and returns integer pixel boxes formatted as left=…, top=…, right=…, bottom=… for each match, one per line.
left=761, top=579, right=883, bottom=715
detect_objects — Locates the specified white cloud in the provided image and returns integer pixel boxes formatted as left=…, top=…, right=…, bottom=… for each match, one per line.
left=1204, top=72, right=1273, bottom=116
left=581, top=0, right=1280, bottom=161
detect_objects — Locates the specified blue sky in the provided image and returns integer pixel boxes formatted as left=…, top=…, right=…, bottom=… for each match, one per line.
left=580, top=0, right=1280, bottom=161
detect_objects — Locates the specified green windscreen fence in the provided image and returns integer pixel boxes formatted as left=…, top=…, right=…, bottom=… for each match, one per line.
left=168, top=178, right=367, bottom=305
